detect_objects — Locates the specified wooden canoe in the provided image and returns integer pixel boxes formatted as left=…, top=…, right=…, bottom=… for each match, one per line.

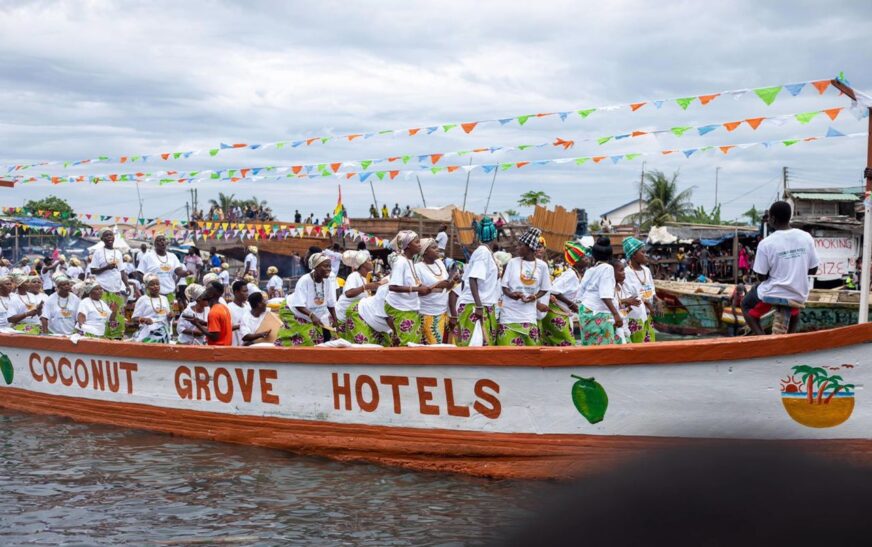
left=1, top=326, right=872, bottom=479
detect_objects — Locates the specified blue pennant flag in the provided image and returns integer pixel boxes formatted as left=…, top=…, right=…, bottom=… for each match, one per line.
left=610, top=155, right=622, bottom=164
left=426, top=127, right=438, bottom=134
left=291, top=141, right=303, bottom=148
left=785, top=83, right=806, bottom=96
left=359, top=172, right=373, bottom=182
left=364, top=133, right=375, bottom=139
left=249, top=144, right=261, bottom=150
left=614, top=134, right=630, bottom=140
left=220, top=143, right=233, bottom=149
left=654, top=100, right=665, bottom=109
left=533, top=160, right=550, bottom=167
left=683, top=149, right=697, bottom=158
left=481, top=164, right=497, bottom=173
left=498, top=118, right=513, bottom=125
left=697, top=125, right=718, bottom=136
left=558, top=112, right=569, bottom=121
left=825, top=127, right=846, bottom=138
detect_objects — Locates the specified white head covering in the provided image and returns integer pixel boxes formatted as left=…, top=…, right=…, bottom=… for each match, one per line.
left=202, top=272, right=219, bottom=286
left=308, top=252, right=330, bottom=270
left=493, top=251, right=512, bottom=267
left=390, top=230, right=418, bottom=251
left=341, top=250, right=371, bottom=269
left=185, top=283, right=206, bottom=301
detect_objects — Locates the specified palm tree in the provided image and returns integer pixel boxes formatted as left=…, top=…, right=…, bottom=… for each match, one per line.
left=208, top=192, right=235, bottom=212
left=517, top=191, right=551, bottom=208
left=793, top=365, right=828, bottom=403
left=504, top=209, right=519, bottom=217
left=626, top=170, right=695, bottom=228
left=743, top=205, right=762, bottom=225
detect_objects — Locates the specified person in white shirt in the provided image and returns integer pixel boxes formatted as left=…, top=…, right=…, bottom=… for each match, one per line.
left=335, top=250, right=379, bottom=339
left=455, top=217, right=500, bottom=346
left=578, top=237, right=624, bottom=346
left=87, top=230, right=129, bottom=339
left=0, top=259, right=10, bottom=278
left=323, top=244, right=343, bottom=277
left=622, top=237, right=657, bottom=343
left=136, top=235, right=186, bottom=307
left=385, top=230, right=432, bottom=346
left=76, top=282, right=118, bottom=338
left=227, top=280, right=251, bottom=346
left=742, top=201, right=819, bottom=335
left=131, top=274, right=173, bottom=343
left=265, top=266, right=284, bottom=298
left=8, top=275, right=46, bottom=334
left=243, top=246, right=259, bottom=280
left=498, top=228, right=552, bottom=346
left=218, top=263, right=231, bottom=287
left=239, top=291, right=271, bottom=346
left=66, top=257, right=85, bottom=281
left=40, top=275, right=80, bottom=335
left=177, top=284, right=210, bottom=345
left=541, top=241, right=590, bottom=346
left=415, top=238, right=458, bottom=344
left=278, top=253, right=337, bottom=346
left=0, top=274, right=14, bottom=329
left=434, top=225, right=449, bottom=254
left=613, top=260, right=640, bottom=344
left=344, top=283, right=393, bottom=346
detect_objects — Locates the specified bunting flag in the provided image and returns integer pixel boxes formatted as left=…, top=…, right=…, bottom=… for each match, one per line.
left=8, top=105, right=859, bottom=186
left=2, top=76, right=844, bottom=173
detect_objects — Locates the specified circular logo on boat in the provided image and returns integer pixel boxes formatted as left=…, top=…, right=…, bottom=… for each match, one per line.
left=780, top=365, right=855, bottom=428
left=570, top=375, right=608, bottom=424
left=0, top=352, right=13, bottom=385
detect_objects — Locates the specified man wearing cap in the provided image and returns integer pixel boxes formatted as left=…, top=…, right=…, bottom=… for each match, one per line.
left=88, top=230, right=129, bottom=339
left=454, top=217, right=501, bottom=346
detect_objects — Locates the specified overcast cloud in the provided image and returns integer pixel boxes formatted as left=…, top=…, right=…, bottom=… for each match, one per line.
left=1, top=0, right=870, bottom=222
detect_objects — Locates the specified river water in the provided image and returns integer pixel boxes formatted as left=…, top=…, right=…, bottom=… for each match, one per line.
left=0, top=410, right=554, bottom=546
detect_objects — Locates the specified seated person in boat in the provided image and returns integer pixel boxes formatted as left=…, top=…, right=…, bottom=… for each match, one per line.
left=278, top=253, right=337, bottom=346
left=204, top=281, right=233, bottom=346
left=41, top=274, right=80, bottom=336
left=335, top=250, right=380, bottom=340
left=8, top=274, right=46, bottom=335
left=498, top=228, right=551, bottom=346
left=344, top=279, right=395, bottom=347
left=239, top=291, right=271, bottom=346
left=742, top=201, right=819, bottom=335
left=76, top=281, right=119, bottom=338
left=131, top=274, right=174, bottom=343
left=177, top=284, right=210, bottom=345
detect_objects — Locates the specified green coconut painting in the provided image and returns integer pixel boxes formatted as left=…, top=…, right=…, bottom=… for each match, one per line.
left=0, top=352, right=13, bottom=385
left=570, top=375, right=608, bottom=424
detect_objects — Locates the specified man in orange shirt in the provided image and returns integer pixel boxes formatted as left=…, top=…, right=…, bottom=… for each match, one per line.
left=205, top=281, right=233, bottom=346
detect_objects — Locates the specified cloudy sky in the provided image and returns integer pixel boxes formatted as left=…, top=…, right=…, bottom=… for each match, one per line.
left=1, top=0, right=870, bottom=223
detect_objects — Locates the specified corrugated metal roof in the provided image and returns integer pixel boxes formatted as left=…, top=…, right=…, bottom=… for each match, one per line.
left=791, top=193, right=859, bottom=201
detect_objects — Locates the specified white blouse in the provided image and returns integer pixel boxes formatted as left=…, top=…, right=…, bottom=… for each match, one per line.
left=499, top=257, right=551, bottom=325
left=42, top=292, right=81, bottom=335
left=336, top=271, right=366, bottom=321
left=77, top=297, right=112, bottom=336
left=385, top=256, right=420, bottom=312
left=415, top=260, right=450, bottom=317
left=288, top=273, right=336, bottom=323
left=177, top=302, right=209, bottom=345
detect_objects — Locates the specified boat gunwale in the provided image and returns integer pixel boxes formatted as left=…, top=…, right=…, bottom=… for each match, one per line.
left=2, top=323, right=871, bottom=368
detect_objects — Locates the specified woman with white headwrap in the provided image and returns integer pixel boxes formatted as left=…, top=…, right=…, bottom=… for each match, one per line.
left=0, top=274, right=14, bottom=329
left=343, top=253, right=400, bottom=346
left=66, top=257, right=85, bottom=281
left=40, top=274, right=80, bottom=335
left=177, top=283, right=210, bottom=345
left=266, top=266, right=284, bottom=298
left=243, top=246, right=259, bottom=280
left=277, top=252, right=337, bottom=346
left=8, top=275, right=46, bottom=334
left=335, top=250, right=380, bottom=339
left=385, top=230, right=431, bottom=346
left=415, top=238, right=458, bottom=344
left=76, top=281, right=118, bottom=337
left=130, top=274, right=173, bottom=343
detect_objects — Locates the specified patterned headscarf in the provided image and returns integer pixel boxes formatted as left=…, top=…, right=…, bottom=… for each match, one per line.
left=185, top=283, right=206, bottom=301
left=564, top=241, right=590, bottom=267
left=391, top=230, right=418, bottom=251
left=341, top=250, right=371, bottom=269
left=83, top=280, right=101, bottom=297
left=308, top=252, right=330, bottom=270
left=202, top=272, right=219, bottom=286
left=518, top=227, right=543, bottom=250
left=622, top=236, right=645, bottom=260
left=474, top=217, right=497, bottom=243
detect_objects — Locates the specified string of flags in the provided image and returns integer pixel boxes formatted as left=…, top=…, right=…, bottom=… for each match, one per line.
left=8, top=105, right=861, bottom=186
left=2, top=76, right=844, bottom=173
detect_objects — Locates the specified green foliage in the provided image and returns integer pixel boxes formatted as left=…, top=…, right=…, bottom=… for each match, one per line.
left=22, top=195, right=81, bottom=228
left=743, top=205, right=762, bottom=225
left=517, top=190, right=551, bottom=208
left=625, top=170, right=695, bottom=228
left=503, top=209, right=519, bottom=217
left=588, top=220, right=602, bottom=233
left=680, top=204, right=722, bottom=225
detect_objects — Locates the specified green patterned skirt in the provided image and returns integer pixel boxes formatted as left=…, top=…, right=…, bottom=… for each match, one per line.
left=627, top=316, right=656, bottom=344
left=496, top=322, right=541, bottom=346
left=343, top=302, right=391, bottom=347
left=452, top=304, right=497, bottom=347
left=577, top=306, right=617, bottom=346
left=277, top=307, right=324, bottom=347
left=384, top=303, right=421, bottom=347
left=102, top=291, right=126, bottom=340
left=541, top=303, right=576, bottom=346
left=12, top=323, right=42, bottom=335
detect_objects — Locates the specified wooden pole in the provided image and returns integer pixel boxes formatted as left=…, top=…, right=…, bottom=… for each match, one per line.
left=830, top=78, right=871, bottom=323
left=461, top=158, right=473, bottom=211
left=733, top=228, right=739, bottom=285
left=415, top=175, right=427, bottom=208
left=483, top=168, right=498, bottom=216
left=369, top=181, right=379, bottom=213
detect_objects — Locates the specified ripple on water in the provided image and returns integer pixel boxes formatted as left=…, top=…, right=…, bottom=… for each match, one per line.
left=0, top=409, right=553, bottom=545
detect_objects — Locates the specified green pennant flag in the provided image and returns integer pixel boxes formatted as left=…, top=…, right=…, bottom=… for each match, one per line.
left=228, top=170, right=237, bottom=177
left=675, top=97, right=694, bottom=110
left=173, top=152, right=182, bottom=159
left=794, top=111, right=820, bottom=124
left=500, top=162, right=513, bottom=171
left=575, top=157, right=589, bottom=165
left=782, top=139, right=799, bottom=147
left=671, top=126, right=693, bottom=137
left=597, top=136, right=612, bottom=145
left=376, top=171, right=386, bottom=180
left=754, top=86, right=782, bottom=106
left=189, top=171, right=199, bottom=177
left=361, top=160, right=372, bottom=170
left=276, top=142, right=286, bottom=149
left=379, top=130, right=393, bottom=135
left=458, top=150, right=471, bottom=156
left=442, top=124, right=457, bottom=132
left=321, top=137, right=331, bottom=144
left=625, top=153, right=641, bottom=161
left=577, top=109, right=596, bottom=118
left=402, top=155, right=411, bottom=164
left=64, top=162, right=71, bottom=168
left=517, top=115, right=531, bottom=125
left=431, top=167, right=443, bottom=174
left=518, top=144, right=533, bottom=150
left=99, top=156, right=109, bottom=161
left=700, top=146, right=714, bottom=152
left=317, top=163, right=326, bottom=172
left=211, top=173, right=220, bottom=179
left=131, top=156, right=140, bottom=162
left=209, top=149, right=219, bottom=156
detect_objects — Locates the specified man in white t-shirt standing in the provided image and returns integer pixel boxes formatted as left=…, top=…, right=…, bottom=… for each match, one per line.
left=136, top=235, right=186, bottom=307
left=434, top=225, right=449, bottom=254
left=742, top=201, right=819, bottom=335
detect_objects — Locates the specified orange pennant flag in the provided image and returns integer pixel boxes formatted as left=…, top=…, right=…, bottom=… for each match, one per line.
left=745, top=117, right=765, bottom=130
left=661, top=150, right=674, bottom=155
left=231, top=144, right=246, bottom=148
left=389, top=171, right=399, bottom=180
left=161, top=153, right=170, bottom=160
left=553, top=138, right=575, bottom=150
left=472, top=148, right=489, bottom=153
left=592, top=156, right=606, bottom=163
left=120, top=157, right=128, bottom=163
left=109, top=174, right=118, bottom=181
left=408, top=128, right=421, bottom=136
left=291, top=166, right=303, bottom=174
left=346, top=173, right=355, bottom=179
left=822, top=107, right=842, bottom=120
left=698, top=94, right=720, bottom=105
left=723, top=121, right=742, bottom=132
left=803, top=137, right=819, bottom=142
left=719, top=145, right=735, bottom=154
left=631, top=131, right=648, bottom=137
left=430, top=154, right=443, bottom=164
left=461, top=122, right=478, bottom=134
left=447, top=166, right=460, bottom=173
left=240, top=169, right=250, bottom=178
left=347, top=134, right=362, bottom=141
left=331, top=163, right=342, bottom=172
left=305, top=138, right=317, bottom=145
left=811, top=80, right=830, bottom=95
left=516, top=162, right=530, bottom=169
left=630, top=102, right=646, bottom=111
left=231, top=177, right=241, bottom=183
left=387, top=156, right=399, bottom=162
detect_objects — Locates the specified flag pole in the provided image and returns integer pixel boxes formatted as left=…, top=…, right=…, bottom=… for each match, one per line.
left=830, top=78, right=871, bottom=323
left=415, top=175, right=428, bottom=208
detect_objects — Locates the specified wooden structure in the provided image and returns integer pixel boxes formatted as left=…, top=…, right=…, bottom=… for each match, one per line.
left=530, top=205, right=578, bottom=253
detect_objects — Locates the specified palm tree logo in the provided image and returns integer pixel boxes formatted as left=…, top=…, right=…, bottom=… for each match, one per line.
left=780, top=365, right=855, bottom=428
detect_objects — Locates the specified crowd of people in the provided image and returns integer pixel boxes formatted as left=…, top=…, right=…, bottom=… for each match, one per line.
left=190, top=203, right=275, bottom=223
left=368, top=203, right=413, bottom=219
